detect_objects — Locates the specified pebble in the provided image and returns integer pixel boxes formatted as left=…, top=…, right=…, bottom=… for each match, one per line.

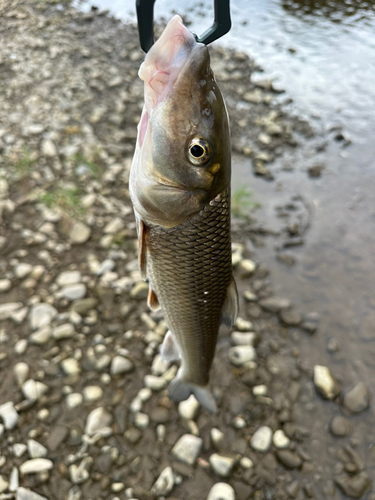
left=134, top=412, right=149, bottom=429
left=22, top=380, right=48, bottom=401
left=85, top=407, right=112, bottom=436
left=29, top=325, right=52, bottom=345
left=209, top=454, right=236, bottom=477
left=234, top=317, right=253, bottom=331
left=96, top=259, right=116, bottom=276
left=259, top=297, right=291, bottom=313
left=279, top=308, right=302, bottom=326
left=250, top=426, right=273, bottom=452
left=275, top=450, right=302, bottom=469
left=69, top=221, right=91, bottom=243
left=231, top=331, right=257, bottom=346
left=0, top=475, right=8, bottom=494
left=130, top=281, right=149, bottom=299
left=9, top=467, right=19, bottom=491
left=16, top=488, right=48, bottom=500
left=211, top=428, right=225, bottom=448
left=240, top=457, right=253, bottom=469
left=41, top=139, right=57, bottom=156
left=151, top=354, right=170, bottom=375
left=0, top=302, right=22, bottom=321
left=15, top=263, right=33, bottom=278
left=53, top=323, right=75, bottom=339
left=206, top=482, right=235, bottom=500
left=104, top=217, right=124, bottom=234
left=144, top=374, right=168, bottom=391
left=152, top=466, right=175, bottom=496
left=27, top=440, right=48, bottom=459
left=237, top=259, right=256, bottom=277
left=0, top=279, right=12, bottom=292
left=56, top=271, right=81, bottom=286
left=66, top=393, right=83, bottom=409
left=13, top=443, right=27, bottom=457
left=228, top=345, right=256, bottom=366
left=14, top=339, right=28, bottom=354
left=58, top=283, right=87, bottom=301
left=110, top=355, right=134, bottom=375
left=334, top=472, right=372, bottom=499
left=11, top=307, right=29, bottom=324
left=172, top=434, right=203, bottom=465
left=273, top=429, right=290, bottom=449
left=69, top=457, right=93, bottom=484
left=329, top=416, right=351, bottom=437
left=20, top=458, right=53, bottom=474
left=61, top=358, right=81, bottom=376
left=343, top=383, right=370, bottom=413
left=253, top=384, right=267, bottom=396
left=313, top=365, right=341, bottom=400
left=71, top=297, right=98, bottom=314
left=83, top=386, right=103, bottom=402
left=0, top=402, right=19, bottom=429
left=150, top=407, right=169, bottom=424
left=178, top=395, right=200, bottom=420
left=29, top=303, right=57, bottom=330
left=14, top=362, right=30, bottom=386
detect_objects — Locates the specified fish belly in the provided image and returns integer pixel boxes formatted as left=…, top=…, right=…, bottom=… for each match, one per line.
left=147, top=189, right=232, bottom=387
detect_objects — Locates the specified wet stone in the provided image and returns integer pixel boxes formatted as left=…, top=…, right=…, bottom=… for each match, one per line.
left=275, top=450, right=302, bottom=469
left=343, top=383, right=370, bottom=413
left=313, top=365, right=341, bottom=400
left=334, top=472, right=372, bottom=499
left=329, top=416, right=351, bottom=437
left=259, top=297, right=291, bottom=313
left=150, top=407, right=169, bottom=424
left=124, top=427, right=142, bottom=444
left=279, top=308, right=302, bottom=326
left=206, top=482, right=235, bottom=500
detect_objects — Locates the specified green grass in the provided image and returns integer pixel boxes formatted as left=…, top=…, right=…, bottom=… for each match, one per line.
left=73, top=152, right=103, bottom=180
left=232, top=187, right=259, bottom=219
left=39, top=186, right=85, bottom=218
left=13, top=147, right=34, bottom=178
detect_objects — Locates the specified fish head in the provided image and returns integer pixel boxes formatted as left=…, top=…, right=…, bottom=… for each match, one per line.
left=130, top=16, right=231, bottom=228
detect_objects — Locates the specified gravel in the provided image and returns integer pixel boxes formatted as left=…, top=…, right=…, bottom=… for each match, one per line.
left=250, top=426, right=273, bottom=452
left=172, top=434, right=203, bottom=465
left=343, top=382, right=370, bottom=413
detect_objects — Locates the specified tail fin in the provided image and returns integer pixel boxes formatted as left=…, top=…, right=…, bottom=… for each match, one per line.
left=168, top=376, right=217, bottom=414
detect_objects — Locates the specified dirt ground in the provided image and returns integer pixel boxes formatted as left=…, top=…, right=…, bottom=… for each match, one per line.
left=0, top=1, right=373, bottom=499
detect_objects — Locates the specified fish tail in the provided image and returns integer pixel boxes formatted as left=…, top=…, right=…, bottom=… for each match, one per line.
left=168, top=373, right=217, bottom=414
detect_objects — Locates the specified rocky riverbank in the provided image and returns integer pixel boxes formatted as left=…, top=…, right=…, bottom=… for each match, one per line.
left=0, top=1, right=373, bottom=499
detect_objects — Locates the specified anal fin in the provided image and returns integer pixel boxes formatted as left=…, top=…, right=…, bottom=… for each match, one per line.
left=160, top=330, right=180, bottom=361
left=147, top=287, right=160, bottom=311
left=221, top=277, right=239, bottom=328
left=138, top=219, right=148, bottom=280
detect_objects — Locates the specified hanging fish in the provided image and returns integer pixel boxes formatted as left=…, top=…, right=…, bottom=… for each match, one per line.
left=130, top=15, right=237, bottom=412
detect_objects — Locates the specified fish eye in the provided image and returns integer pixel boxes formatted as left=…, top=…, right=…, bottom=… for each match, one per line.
left=187, top=137, right=212, bottom=166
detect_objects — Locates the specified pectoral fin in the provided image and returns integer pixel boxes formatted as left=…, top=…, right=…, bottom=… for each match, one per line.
left=147, top=287, right=160, bottom=311
left=138, top=219, right=148, bottom=280
left=221, top=277, right=238, bottom=328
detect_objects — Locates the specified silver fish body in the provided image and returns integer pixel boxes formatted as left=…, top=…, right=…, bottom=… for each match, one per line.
left=130, top=16, right=238, bottom=412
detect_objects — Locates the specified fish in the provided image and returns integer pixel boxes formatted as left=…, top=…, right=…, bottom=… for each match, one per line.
left=129, top=15, right=238, bottom=413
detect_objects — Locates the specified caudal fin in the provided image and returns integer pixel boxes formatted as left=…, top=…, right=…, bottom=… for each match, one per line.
left=168, top=376, right=217, bottom=414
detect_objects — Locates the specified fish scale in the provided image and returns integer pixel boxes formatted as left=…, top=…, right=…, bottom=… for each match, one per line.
left=147, top=189, right=232, bottom=386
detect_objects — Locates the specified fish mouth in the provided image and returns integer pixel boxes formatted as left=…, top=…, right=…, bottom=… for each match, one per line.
left=139, top=16, right=200, bottom=112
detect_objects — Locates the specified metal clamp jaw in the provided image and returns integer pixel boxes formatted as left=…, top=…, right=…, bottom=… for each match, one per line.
left=136, top=0, right=231, bottom=53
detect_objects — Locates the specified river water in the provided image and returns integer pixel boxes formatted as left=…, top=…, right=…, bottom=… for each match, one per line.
left=80, top=0, right=375, bottom=480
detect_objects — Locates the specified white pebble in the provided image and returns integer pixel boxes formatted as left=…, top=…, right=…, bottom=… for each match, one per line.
left=273, top=429, right=290, bottom=449
left=14, top=362, right=30, bottom=386
left=66, top=393, right=83, bottom=409
left=27, top=440, right=48, bottom=459
left=250, top=426, right=273, bottom=452
left=178, top=395, right=200, bottom=420
left=22, top=380, right=48, bottom=401
left=83, top=386, right=103, bottom=402
left=171, top=434, right=202, bottom=465
left=228, top=345, right=256, bottom=366
left=206, top=482, right=235, bottom=500
left=20, top=458, right=53, bottom=474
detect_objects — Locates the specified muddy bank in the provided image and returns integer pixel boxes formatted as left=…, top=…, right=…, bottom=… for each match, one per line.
left=0, top=1, right=373, bottom=500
